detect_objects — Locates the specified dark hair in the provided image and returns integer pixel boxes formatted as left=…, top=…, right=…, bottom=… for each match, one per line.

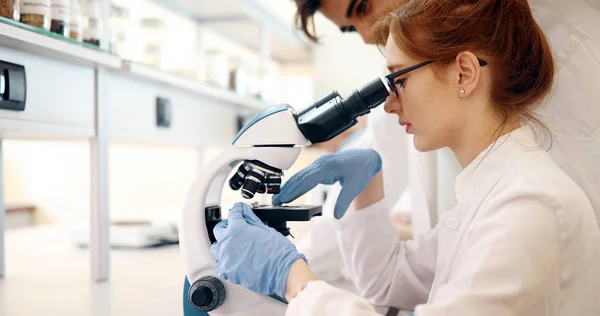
left=374, top=0, right=555, bottom=140
left=294, top=0, right=321, bottom=42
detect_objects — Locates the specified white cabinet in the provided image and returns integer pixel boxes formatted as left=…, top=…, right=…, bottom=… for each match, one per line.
left=105, top=72, right=239, bottom=146
left=0, top=46, right=95, bottom=138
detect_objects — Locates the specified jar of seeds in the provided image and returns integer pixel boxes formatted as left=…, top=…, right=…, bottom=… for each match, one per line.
left=20, top=0, right=51, bottom=30
left=69, top=0, right=81, bottom=41
left=0, top=0, right=19, bottom=21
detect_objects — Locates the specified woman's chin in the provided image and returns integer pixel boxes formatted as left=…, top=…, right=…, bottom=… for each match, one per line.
left=413, top=137, right=438, bottom=152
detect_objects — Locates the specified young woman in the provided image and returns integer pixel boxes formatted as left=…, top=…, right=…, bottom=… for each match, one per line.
left=209, top=1, right=600, bottom=315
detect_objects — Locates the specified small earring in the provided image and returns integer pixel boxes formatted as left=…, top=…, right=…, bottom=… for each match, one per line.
left=460, top=89, right=465, bottom=94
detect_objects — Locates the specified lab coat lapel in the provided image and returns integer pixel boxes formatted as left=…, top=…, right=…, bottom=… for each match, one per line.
left=427, top=188, right=499, bottom=303
left=426, top=130, right=524, bottom=302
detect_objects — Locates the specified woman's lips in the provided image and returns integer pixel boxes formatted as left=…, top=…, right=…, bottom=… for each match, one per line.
left=399, top=120, right=413, bottom=133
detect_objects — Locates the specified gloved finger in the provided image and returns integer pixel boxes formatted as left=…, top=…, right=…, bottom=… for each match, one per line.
left=273, top=163, right=337, bottom=205
left=334, top=183, right=365, bottom=219
left=212, top=219, right=228, bottom=241
left=227, top=202, right=248, bottom=229
left=241, top=203, right=263, bottom=226
left=272, top=168, right=313, bottom=205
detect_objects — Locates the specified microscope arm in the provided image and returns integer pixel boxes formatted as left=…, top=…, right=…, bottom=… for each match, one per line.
left=180, top=146, right=301, bottom=316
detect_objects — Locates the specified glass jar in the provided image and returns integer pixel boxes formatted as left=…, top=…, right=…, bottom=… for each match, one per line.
left=69, top=0, right=81, bottom=41
left=83, top=16, right=100, bottom=45
left=20, top=0, right=51, bottom=30
left=81, top=0, right=101, bottom=46
left=139, top=17, right=166, bottom=68
left=109, top=4, right=135, bottom=59
left=50, top=0, right=70, bottom=36
left=0, top=0, right=19, bottom=21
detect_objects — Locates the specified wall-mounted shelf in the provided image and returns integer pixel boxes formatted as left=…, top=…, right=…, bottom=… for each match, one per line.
left=119, top=61, right=267, bottom=112
left=0, top=17, right=121, bottom=69
left=152, top=0, right=313, bottom=64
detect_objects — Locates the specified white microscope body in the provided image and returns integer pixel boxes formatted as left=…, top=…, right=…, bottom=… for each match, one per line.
left=180, top=72, right=394, bottom=315
left=180, top=105, right=311, bottom=315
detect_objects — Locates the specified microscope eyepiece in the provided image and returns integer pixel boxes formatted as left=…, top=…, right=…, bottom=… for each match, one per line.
left=296, top=76, right=392, bottom=144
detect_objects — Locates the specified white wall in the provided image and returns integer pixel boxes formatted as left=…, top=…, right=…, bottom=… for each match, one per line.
left=312, top=14, right=386, bottom=98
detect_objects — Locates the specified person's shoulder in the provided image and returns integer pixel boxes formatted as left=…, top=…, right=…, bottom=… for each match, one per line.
left=510, top=145, right=588, bottom=207
left=485, top=145, right=594, bottom=236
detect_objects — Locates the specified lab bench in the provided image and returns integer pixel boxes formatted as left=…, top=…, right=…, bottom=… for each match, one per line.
left=0, top=16, right=266, bottom=283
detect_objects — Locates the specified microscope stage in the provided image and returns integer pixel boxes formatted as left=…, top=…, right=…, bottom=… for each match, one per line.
left=250, top=204, right=322, bottom=222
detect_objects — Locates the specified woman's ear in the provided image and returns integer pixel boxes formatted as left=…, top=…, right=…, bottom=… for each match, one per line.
left=455, top=51, right=482, bottom=97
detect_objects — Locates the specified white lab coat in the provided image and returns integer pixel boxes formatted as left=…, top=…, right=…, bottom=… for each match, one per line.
left=287, top=125, right=600, bottom=315
left=534, top=0, right=600, bottom=228
left=299, top=106, right=409, bottom=284
left=436, top=0, right=600, bottom=230
left=289, top=1, right=600, bottom=314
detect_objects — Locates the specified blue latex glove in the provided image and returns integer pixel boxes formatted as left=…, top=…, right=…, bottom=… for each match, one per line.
left=272, top=148, right=382, bottom=219
left=210, top=202, right=306, bottom=299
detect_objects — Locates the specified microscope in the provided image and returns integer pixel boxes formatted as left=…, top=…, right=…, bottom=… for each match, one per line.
left=180, top=73, right=396, bottom=315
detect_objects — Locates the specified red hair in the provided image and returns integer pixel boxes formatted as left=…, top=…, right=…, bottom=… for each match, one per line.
left=374, top=0, right=555, bottom=131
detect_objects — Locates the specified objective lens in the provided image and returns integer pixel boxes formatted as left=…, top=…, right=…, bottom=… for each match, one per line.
left=265, top=175, right=282, bottom=194
left=228, top=163, right=249, bottom=190
left=240, top=169, right=265, bottom=199
left=266, top=183, right=280, bottom=194
left=257, top=183, right=267, bottom=194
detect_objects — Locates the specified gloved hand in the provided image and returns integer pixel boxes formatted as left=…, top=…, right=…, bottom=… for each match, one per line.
left=210, top=202, right=306, bottom=300
left=273, top=148, right=382, bottom=219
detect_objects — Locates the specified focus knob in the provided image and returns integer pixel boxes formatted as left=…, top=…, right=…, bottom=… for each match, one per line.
left=189, top=276, right=226, bottom=312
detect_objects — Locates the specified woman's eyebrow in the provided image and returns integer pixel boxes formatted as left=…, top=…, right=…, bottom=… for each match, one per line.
left=387, top=64, right=407, bottom=73
left=346, top=0, right=359, bottom=18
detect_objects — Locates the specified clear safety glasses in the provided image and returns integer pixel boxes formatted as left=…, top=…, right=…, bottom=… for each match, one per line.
left=385, top=58, right=488, bottom=98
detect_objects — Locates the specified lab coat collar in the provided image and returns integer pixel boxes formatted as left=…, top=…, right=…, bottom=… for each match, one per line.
left=454, top=125, right=540, bottom=205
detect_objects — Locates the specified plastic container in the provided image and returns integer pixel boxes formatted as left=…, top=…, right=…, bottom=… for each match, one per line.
left=69, top=0, right=81, bottom=41
left=20, top=0, right=51, bottom=30
left=0, top=0, right=19, bottom=21
left=50, top=0, right=70, bottom=36
left=139, top=17, right=166, bottom=68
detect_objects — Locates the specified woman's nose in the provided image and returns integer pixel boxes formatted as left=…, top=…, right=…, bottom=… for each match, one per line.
left=384, top=95, right=401, bottom=114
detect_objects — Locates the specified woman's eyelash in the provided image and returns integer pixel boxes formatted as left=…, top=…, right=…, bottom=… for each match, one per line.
left=394, top=78, right=406, bottom=87
left=357, top=0, right=368, bottom=15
